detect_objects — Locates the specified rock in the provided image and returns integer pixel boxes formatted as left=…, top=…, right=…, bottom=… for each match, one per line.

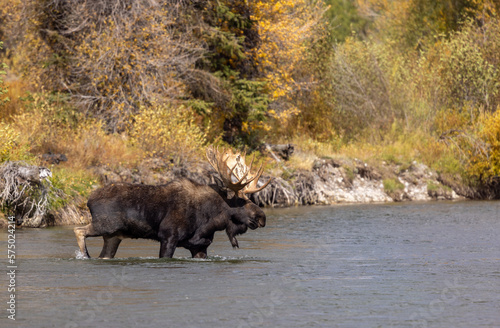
left=261, top=143, right=295, bottom=161
left=93, top=167, right=121, bottom=183
left=22, top=214, right=46, bottom=228
left=356, top=164, right=382, bottom=180
left=42, top=153, right=68, bottom=165
left=90, top=158, right=465, bottom=211
left=438, top=173, right=476, bottom=198
left=312, top=158, right=342, bottom=170
left=251, top=160, right=463, bottom=206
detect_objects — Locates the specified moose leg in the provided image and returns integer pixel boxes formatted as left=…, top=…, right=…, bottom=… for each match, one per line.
left=159, top=236, right=178, bottom=258
left=74, top=224, right=99, bottom=258
left=98, top=236, right=122, bottom=259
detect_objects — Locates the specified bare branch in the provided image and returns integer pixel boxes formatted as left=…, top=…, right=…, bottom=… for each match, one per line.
left=0, top=162, right=53, bottom=224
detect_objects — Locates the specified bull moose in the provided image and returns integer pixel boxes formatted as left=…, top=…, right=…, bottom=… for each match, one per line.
left=74, top=146, right=271, bottom=259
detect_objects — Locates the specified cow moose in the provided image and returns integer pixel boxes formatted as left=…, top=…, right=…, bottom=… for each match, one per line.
left=74, top=146, right=271, bottom=259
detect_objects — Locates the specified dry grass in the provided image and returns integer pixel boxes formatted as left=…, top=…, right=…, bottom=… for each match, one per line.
left=0, top=79, right=31, bottom=121
left=65, top=124, right=142, bottom=170
left=275, top=127, right=463, bottom=180
left=9, top=93, right=143, bottom=170
left=286, top=150, right=316, bottom=171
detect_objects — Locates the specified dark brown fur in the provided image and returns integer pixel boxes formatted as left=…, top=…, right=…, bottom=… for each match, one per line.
left=74, top=178, right=265, bottom=259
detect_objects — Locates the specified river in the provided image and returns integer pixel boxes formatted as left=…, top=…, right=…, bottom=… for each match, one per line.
left=1, top=201, right=499, bottom=327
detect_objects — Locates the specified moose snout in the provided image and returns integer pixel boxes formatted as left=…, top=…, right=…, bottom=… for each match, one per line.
left=249, top=213, right=266, bottom=229
left=248, top=219, right=259, bottom=230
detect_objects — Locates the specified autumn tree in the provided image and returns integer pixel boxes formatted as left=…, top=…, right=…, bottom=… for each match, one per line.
left=184, top=0, right=269, bottom=146
left=324, top=0, right=369, bottom=42
left=249, top=0, right=328, bottom=138
left=356, top=0, right=499, bottom=49
left=19, top=0, right=207, bottom=131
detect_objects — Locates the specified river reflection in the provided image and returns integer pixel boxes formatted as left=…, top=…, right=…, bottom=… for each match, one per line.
left=1, top=201, right=499, bottom=327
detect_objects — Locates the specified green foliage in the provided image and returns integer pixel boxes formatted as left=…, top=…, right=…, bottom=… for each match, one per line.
left=344, top=166, right=356, bottom=184
left=324, top=0, right=369, bottom=42
left=427, top=181, right=451, bottom=193
left=383, top=178, right=405, bottom=193
left=192, top=1, right=269, bottom=146
left=439, top=20, right=499, bottom=114
left=49, top=168, right=98, bottom=210
left=434, top=152, right=464, bottom=175
left=202, top=2, right=253, bottom=74
left=187, top=99, right=214, bottom=116
left=403, top=0, right=479, bottom=49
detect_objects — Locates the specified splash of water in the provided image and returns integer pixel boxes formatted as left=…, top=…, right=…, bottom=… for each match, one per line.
left=74, top=249, right=88, bottom=260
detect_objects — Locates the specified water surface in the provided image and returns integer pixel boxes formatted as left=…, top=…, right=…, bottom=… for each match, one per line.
left=1, top=201, right=499, bottom=327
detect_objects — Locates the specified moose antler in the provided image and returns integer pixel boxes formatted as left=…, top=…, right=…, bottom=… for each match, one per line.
left=206, top=146, right=271, bottom=197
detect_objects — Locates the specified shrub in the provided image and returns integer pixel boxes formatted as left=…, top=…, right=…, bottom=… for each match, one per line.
left=10, top=93, right=140, bottom=169
left=439, top=19, right=499, bottom=115
left=129, top=103, right=206, bottom=165
left=0, top=123, right=19, bottom=162
left=330, top=39, right=397, bottom=137
left=383, top=178, right=405, bottom=193
left=467, top=109, right=500, bottom=183
left=0, top=41, right=8, bottom=107
left=49, top=167, right=98, bottom=211
left=21, top=0, right=204, bottom=131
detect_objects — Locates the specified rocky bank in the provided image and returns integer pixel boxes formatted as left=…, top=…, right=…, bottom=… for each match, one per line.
left=93, top=156, right=464, bottom=209
left=1, top=155, right=469, bottom=228
left=251, top=158, right=463, bottom=207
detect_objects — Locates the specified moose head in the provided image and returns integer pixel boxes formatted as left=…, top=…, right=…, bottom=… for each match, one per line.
left=206, top=146, right=271, bottom=246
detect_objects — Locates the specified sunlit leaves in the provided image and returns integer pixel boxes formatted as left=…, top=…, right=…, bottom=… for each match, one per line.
left=0, top=123, right=18, bottom=161
left=129, top=103, right=206, bottom=165
left=0, top=41, right=8, bottom=107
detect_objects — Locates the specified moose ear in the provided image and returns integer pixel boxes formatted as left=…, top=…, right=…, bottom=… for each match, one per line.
left=212, top=176, right=225, bottom=189
left=209, top=183, right=229, bottom=198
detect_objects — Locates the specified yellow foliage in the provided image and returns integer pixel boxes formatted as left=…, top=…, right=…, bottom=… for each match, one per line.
left=468, top=109, right=500, bottom=181
left=0, top=80, right=31, bottom=121
left=250, top=0, right=326, bottom=122
left=356, top=0, right=411, bottom=36
left=8, top=93, right=141, bottom=169
left=434, top=108, right=473, bottom=135
left=0, top=122, right=19, bottom=161
left=130, top=103, right=206, bottom=164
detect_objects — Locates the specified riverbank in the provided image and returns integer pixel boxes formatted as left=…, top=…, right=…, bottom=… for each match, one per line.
left=65, top=157, right=475, bottom=226
left=0, top=151, right=477, bottom=229
left=89, top=156, right=470, bottom=207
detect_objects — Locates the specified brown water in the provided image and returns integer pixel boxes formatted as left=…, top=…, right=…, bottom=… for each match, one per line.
left=1, top=201, right=500, bottom=327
